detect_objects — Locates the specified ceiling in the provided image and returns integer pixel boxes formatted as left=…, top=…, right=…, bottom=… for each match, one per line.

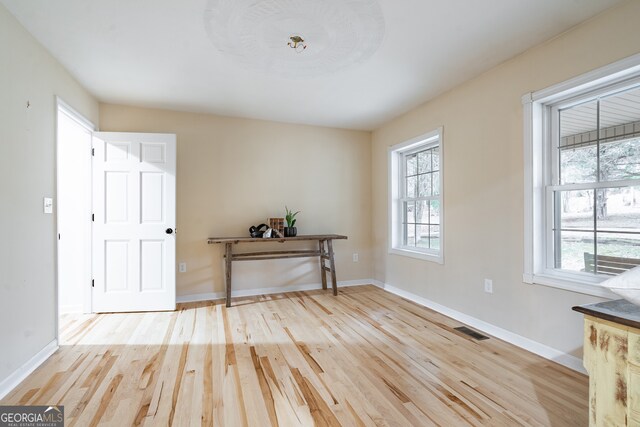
left=1, top=0, right=624, bottom=130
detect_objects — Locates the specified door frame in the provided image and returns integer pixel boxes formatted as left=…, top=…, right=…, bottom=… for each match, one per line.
left=55, top=96, right=96, bottom=323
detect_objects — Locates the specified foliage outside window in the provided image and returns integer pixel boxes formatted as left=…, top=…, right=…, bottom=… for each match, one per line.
left=403, top=146, right=441, bottom=250
left=552, top=85, right=640, bottom=276
left=389, top=129, right=443, bottom=263
left=524, top=61, right=640, bottom=297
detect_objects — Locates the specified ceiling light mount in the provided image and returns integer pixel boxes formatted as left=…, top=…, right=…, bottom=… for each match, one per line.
left=288, top=35, right=307, bottom=53
left=204, top=0, right=385, bottom=77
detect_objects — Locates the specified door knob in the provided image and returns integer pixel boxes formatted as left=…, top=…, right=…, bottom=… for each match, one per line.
left=166, top=228, right=174, bottom=234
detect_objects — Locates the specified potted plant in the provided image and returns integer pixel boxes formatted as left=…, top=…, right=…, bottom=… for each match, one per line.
left=284, top=206, right=300, bottom=237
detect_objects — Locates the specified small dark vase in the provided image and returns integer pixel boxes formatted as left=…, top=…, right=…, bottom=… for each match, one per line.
left=284, top=227, right=297, bottom=237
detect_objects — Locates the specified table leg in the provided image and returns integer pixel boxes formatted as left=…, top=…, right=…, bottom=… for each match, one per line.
left=319, top=239, right=327, bottom=290
left=225, top=243, right=233, bottom=307
left=327, top=239, right=338, bottom=296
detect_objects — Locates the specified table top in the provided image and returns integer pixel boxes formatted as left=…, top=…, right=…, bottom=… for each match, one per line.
left=573, top=299, right=640, bottom=330
left=207, top=234, right=348, bottom=244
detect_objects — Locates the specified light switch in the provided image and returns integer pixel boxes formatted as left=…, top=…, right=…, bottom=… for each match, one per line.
left=484, top=279, right=493, bottom=294
left=43, top=197, right=53, bottom=214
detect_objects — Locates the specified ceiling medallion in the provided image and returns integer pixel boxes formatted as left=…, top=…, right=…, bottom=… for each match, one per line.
left=288, top=35, right=307, bottom=53
left=204, top=0, right=385, bottom=78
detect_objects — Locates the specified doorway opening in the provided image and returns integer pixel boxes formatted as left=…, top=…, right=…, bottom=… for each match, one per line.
left=56, top=102, right=176, bottom=321
left=56, top=98, right=94, bottom=321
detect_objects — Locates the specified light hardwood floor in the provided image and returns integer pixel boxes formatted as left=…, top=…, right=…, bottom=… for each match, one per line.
left=1, top=285, right=588, bottom=426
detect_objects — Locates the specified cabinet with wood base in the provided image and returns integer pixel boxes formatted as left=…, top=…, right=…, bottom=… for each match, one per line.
left=574, top=300, right=640, bottom=426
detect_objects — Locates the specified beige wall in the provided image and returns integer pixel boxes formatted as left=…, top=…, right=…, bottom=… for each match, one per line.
left=99, top=104, right=372, bottom=298
left=0, top=4, right=99, bottom=385
left=371, top=0, right=640, bottom=358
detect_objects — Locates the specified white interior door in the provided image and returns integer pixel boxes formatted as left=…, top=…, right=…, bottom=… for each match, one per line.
left=92, top=132, right=176, bottom=312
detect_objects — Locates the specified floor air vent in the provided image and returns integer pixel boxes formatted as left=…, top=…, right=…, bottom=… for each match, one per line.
left=454, top=326, right=489, bottom=340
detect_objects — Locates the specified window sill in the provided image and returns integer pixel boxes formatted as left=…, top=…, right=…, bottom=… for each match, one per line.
left=523, top=272, right=617, bottom=299
left=389, top=247, right=443, bottom=264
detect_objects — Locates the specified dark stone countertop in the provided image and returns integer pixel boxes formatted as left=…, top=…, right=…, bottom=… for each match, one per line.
left=573, top=299, right=640, bottom=330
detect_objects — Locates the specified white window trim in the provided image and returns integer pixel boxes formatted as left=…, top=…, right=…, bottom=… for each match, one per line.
left=523, top=53, right=640, bottom=298
left=388, top=127, right=444, bottom=264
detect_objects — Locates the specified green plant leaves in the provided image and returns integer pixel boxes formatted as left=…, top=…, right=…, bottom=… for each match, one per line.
left=285, top=205, right=300, bottom=227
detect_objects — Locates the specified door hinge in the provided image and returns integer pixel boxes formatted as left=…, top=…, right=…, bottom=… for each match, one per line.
left=91, top=148, right=95, bottom=156
left=91, top=279, right=95, bottom=288
left=92, top=213, right=94, bottom=222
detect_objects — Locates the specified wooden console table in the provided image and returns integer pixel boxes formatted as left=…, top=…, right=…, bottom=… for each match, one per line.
left=207, top=234, right=347, bottom=307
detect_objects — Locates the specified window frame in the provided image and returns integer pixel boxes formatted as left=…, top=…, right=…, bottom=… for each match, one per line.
left=388, top=128, right=444, bottom=264
left=523, top=53, right=640, bottom=297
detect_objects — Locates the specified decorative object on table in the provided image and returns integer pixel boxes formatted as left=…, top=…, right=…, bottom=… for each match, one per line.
left=599, top=265, right=640, bottom=306
left=271, top=228, right=283, bottom=238
left=269, top=218, right=285, bottom=236
left=262, top=227, right=273, bottom=238
left=284, top=206, right=300, bottom=237
left=249, top=223, right=269, bottom=238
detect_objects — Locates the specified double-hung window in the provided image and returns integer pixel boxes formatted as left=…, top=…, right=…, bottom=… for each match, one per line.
left=389, top=128, right=444, bottom=263
left=524, top=56, right=640, bottom=296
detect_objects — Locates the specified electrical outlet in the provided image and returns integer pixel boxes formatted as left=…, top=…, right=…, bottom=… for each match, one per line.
left=352, top=253, right=359, bottom=262
left=179, top=262, right=187, bottom=273
left=484, top=279, right=493, bottom=294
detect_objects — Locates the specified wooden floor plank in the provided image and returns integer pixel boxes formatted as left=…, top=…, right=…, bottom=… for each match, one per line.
left=1, top=285, right=588, bottom=426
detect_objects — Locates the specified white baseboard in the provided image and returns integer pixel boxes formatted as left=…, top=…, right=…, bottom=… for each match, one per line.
left=176, top=279, right=374, bottom=303
left=372, top=281, right=586, bottom=374
left=0, top=339, right=59, bottom=400
left=370, top=279, right=386, bottom=288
